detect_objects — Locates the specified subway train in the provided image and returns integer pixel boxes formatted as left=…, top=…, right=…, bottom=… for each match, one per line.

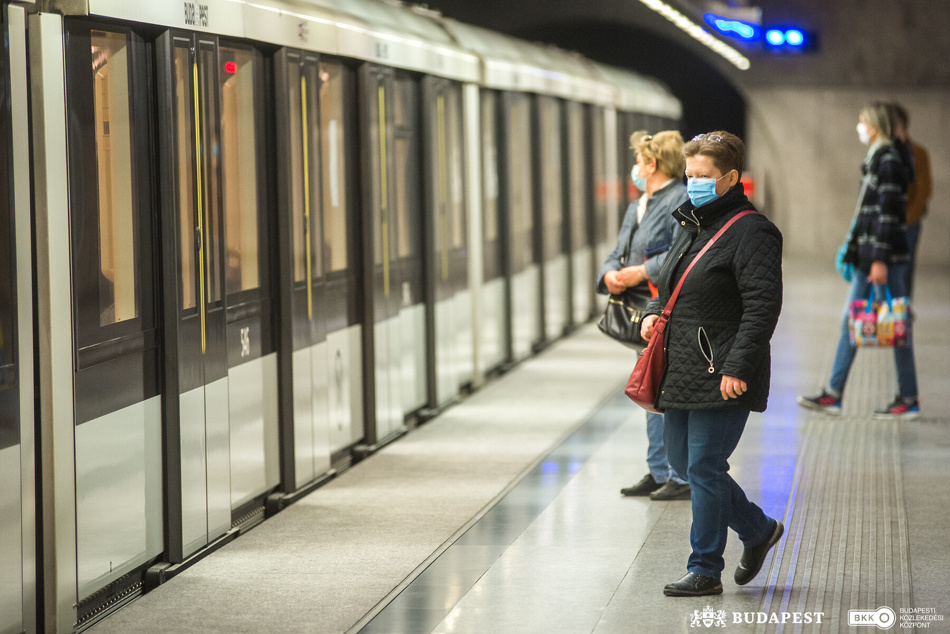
left=0, top=0, right=681, bottom=631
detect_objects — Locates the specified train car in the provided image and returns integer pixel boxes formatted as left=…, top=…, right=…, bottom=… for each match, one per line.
left=15, top=0, right=680, bottom=630
left=1, top=4, right=36, bottom=633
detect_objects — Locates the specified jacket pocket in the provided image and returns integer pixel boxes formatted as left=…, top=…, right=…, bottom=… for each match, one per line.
left=696, top=326, right=716, bottom=375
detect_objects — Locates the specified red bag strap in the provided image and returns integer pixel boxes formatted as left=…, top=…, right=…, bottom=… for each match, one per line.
left=661, top=210, right=757, bottom=317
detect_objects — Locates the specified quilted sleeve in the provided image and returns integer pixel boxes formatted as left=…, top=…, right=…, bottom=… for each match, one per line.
left=719, top=219, right=784, bottom=382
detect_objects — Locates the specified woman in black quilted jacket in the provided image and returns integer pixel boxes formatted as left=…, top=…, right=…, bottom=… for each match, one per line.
left=639, top=131, right=784, bottom=597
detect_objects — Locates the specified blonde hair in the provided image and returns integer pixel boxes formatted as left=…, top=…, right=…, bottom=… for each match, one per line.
left=630, top=130, right=686, bottom=180
left=860, top=101, right=893, bottom=141
left=683, top=130, right=745, bottom=177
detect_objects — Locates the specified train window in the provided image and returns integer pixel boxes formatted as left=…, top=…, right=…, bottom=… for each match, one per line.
left=220, top=46, right=260, bottom=293
left=480, top=91, right=499, bottom=243
left=539, top=96, right=563, bottom=259
left=446, top=86, right=465, bottom=250
left=286, top=62, right=307, bottom=283
left=508, top=94, right=533, bottom=268
left=287, top=59, right=321, bottom=284
left=174, top=45, right=197, bottom=310
left=567, top=102, right=588, bottom=250
left=590, top=106, right=608, bottom=244
left=199, top=45, right=224, bottom=304
left=319, top=62, right=348, bottom=273
left=305, top=64, right=322, bottom=280
left=0, top=47, right=12, bottom=379
left=91, top=30, right=139, bottom=326
left=393, top=78, right=415, bottom=259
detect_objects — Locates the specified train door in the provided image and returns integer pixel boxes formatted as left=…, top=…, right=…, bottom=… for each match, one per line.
left=359, top=65, right=405, bottom=446
left=421, top=76, right=465, bottom=409
left=218, top=43, right=280, bottom=522
left=392, top=73, right=427, bottom=419
left=319, top=60, right=364, bottom=459
left=499, top=91, right=540, bottom=362
left=57, top=20, right=164, bottom=622
left=533, top=95, right=567, bottom=343
left=156, top=31, right=231, bottom=560
left=1, top=6, right=33, bottom=632
left=444, top=85, right=472, bottom=390
left=565, top=101, right=594, bottom=327
left=477, top=90, right=508, bottom=372
left=273, top=49, right=331, bottom=490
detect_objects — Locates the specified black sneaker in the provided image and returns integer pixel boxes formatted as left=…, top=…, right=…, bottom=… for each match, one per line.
left=796, top=390, right=842, bottom=415
left=734, top=520, right=784, bottom=585
left=873, top=396, right=921, bottom=420
left=649, top=480, right=691, bottom=501
left=620, top=474, right=662, bottom=497
left=663, top=572, right=723, bottom=597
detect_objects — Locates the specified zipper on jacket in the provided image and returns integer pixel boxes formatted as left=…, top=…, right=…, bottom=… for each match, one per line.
left=697, top=326, right=715, bottom=374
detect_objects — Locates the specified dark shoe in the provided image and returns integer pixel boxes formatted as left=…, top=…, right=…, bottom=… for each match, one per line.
left=650, top=480, right=691, bottom=501
left=663, top=572, right=723, bottom=597
left=734, top=520, right=784, bottom=585
left=797, top=390, right=842, bottom=415
left=873, top=395, right=920, bottom=420
left=620, top=474, right=662, bottom=497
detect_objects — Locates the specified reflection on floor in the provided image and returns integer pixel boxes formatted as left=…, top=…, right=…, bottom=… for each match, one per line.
left=87, top=262, right=950, bottom=634
left=358, top=263, right=950, bottom=634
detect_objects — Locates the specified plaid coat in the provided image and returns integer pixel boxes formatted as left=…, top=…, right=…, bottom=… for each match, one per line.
left=842, top=143, right=909, bottom=271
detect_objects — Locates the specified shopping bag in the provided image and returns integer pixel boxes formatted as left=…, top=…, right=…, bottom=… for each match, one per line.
left=848, top=287, right=910, bottom=348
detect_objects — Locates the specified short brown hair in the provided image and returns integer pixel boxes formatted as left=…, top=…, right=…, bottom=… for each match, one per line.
left=630, top=130, right=686, bottom=179
left=683, top=130, right=745, bottom=177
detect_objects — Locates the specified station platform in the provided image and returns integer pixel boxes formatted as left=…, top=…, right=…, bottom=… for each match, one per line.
left=87, top=262, right=950, bottom=634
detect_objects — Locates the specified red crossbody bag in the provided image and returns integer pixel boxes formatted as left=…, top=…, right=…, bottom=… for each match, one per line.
left=625, top=210, right=756, bottom=413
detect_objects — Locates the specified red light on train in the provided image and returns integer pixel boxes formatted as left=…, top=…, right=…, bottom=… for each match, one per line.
left=224, top=61, right=237, bottom=74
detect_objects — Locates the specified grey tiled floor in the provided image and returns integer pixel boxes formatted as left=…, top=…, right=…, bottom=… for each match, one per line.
left=88, top=262, right=950, bottom=634
left=359, top=262, right=950, bottom=634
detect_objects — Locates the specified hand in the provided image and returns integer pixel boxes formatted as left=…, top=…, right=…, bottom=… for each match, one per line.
left=604, top=270, right=626, bottom=294
left=867, top=261, right=888, bottom=286
left=640, top=314, right=659, bottom=341
left=619, top=265, right=646, bottom=288
left=720, top=375, right=748, bottom=400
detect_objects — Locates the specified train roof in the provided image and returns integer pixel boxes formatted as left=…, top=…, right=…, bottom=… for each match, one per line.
left=48, top=0, right=680, bottom=117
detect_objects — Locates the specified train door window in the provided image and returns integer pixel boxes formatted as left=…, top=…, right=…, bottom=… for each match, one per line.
left=198, top=44, right=224, bottom=306
left=319, top=61, right=348, bottom=274
left=446, top=85, right=465, bottom=252
left=220, top=45, right=261, bottom=294
left=567, top=101, right=588, bottom=251
left=92, top=30, right=139, bottom=326
left=480, top=90, right=501, bottom=280
left=538, top=95, right=563, bottom=261
left=590, top=106, right=608, bottom=246
left=0, top=43, right=12, bottom=384
left=507, top=93, right=533, bottom=271
left=173, top=45, right=198, bottom=310
left=66, top=21, right=156, bottom=360
left=393, top=75, right=417, bottom=261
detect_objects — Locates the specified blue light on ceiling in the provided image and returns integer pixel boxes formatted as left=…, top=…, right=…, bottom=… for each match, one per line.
left=765, top=29, right=785, bottom=45
left=704, top=13, right=759, bottom=40
left=785, top=29, right=805, bottom=46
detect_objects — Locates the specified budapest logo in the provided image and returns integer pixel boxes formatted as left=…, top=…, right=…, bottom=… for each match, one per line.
left=691, top=605, right=727, bottom=628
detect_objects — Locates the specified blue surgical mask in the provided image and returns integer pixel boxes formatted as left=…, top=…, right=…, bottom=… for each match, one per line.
left=687, top=173, right=729, bottom=207
left=631, top=164, right=647, bottom=192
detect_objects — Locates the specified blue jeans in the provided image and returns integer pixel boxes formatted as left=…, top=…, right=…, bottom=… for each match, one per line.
left=646, top=412, right=687, bottom=484
left=904, top=223, right=921, bottom=298
left=828, top=264, right=918, bottom=398
left=664, top=407, right=774, bottom=579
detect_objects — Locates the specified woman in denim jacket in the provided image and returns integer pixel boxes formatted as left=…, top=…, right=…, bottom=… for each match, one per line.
left=597, top=130, right=689, bottom=501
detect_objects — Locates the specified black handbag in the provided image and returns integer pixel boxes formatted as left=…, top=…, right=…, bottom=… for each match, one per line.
left=597, top=220, right=653, bottom=348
